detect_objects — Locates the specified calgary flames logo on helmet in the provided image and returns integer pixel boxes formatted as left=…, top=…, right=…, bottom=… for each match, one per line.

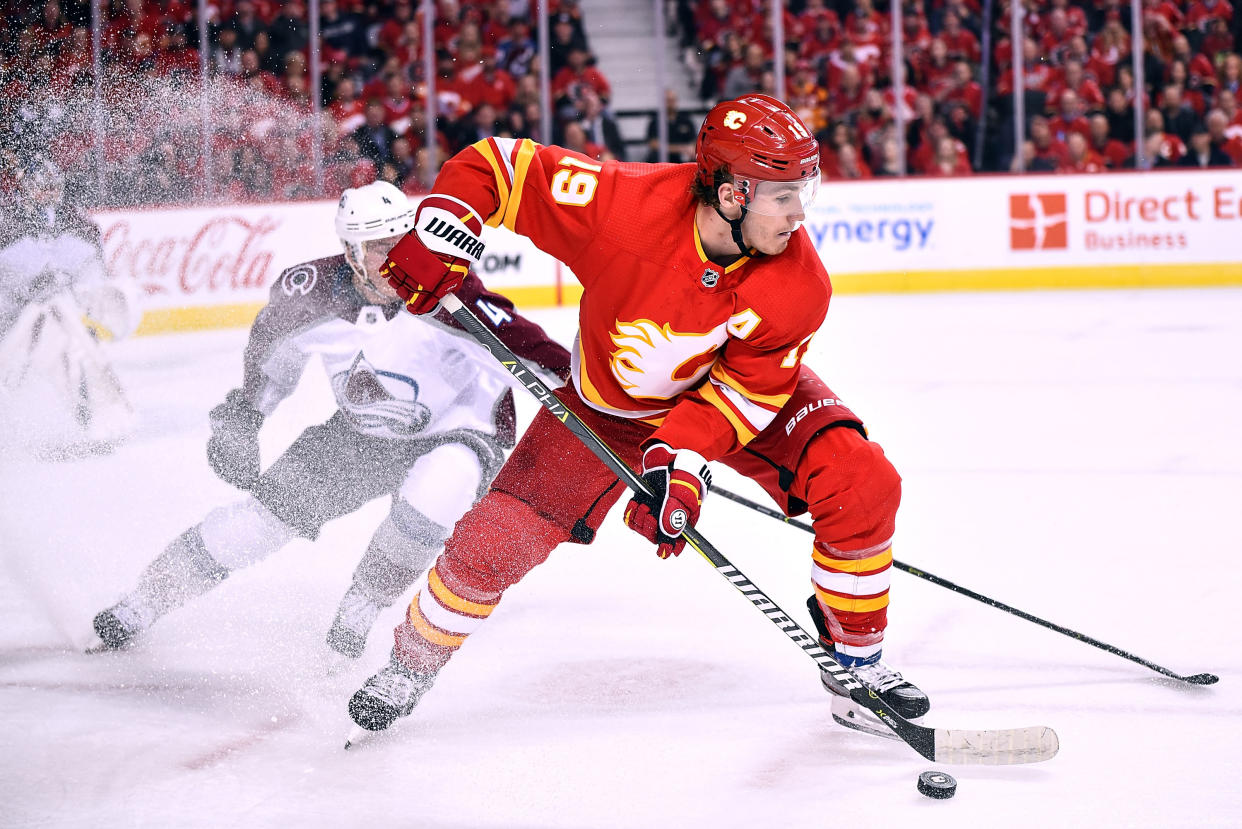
left=723, top=110, right=747, bottom=130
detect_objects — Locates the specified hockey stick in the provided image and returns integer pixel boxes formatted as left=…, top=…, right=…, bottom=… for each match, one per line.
left=440, top=292, right=1058, bottom=765
left=711, top=485, right=1219, bottom=686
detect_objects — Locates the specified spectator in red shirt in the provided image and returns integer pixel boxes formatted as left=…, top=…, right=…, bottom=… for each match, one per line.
left=929, top=134, right=972, bottom=176
left=1088, top=113, right=1131, bottom=167
left=921, top=38, right=957, bottom=99
left=835, top=142, right=873, bottom=179
left=938, top=11, right=980, bottom=63
left=552, top=46, right=612, bottom=105
left=1170, top=35, right=1218, bottom=92
left=1057, top=132, right=1105, bottom=173
left=1049, top=90, right=1091, bottom=143
left=330, top=77, right=366, bottom=135
left=457, top=50, right=517, bottom=112
left=1206, top=108, right=1242, bottom=164
left=1217, top=89, right=1242, bottom=128
left=997, top=38, right=1057, bottom=97
left=380, top=73, right=415, bottom=134
left=799, top=0, right=842, bottom=59
left=1185, top=0, right=1233, bottom=33
left=943, top=60, right=983, bottom=118
left=561, top=120, right=607, bottom=162
left=1030, top=115, right=1070, bottom=168
left=825, top=63, right=868, bottom=121
left=1039, top=7, right=1076, bottom=65
left=1146, top=108, right=1187, bottom=163
left=1047, top=59, right=1105, bottom=110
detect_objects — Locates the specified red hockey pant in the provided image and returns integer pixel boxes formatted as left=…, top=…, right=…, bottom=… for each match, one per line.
left=394, top=374, right=900, bottom=672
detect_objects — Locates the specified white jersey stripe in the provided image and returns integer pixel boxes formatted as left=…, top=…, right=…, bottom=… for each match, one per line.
left=812, top=567, right=891, bottom=597
left=418, top=586, right=489, bottom=636
left=710, top=376, right=780, bottom=435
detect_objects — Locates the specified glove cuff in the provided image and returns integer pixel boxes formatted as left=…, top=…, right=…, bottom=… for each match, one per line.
left=415, top=195, right=486, bottom=264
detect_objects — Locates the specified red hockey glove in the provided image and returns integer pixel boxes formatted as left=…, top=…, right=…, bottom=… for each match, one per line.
left=382, top=194, right=486, bottom=315
left=623, top=443, right=712, bottom=559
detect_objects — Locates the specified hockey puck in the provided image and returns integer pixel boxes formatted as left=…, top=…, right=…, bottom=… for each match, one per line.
left=917, top=770, right=957, bottom=799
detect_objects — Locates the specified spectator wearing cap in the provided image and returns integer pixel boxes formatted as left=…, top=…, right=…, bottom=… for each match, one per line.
left=1179, top=120, right=1234, bottom=167
left=1088, top=113, right=1131, bottom=168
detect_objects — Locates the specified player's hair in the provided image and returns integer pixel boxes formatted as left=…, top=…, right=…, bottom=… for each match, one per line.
left=690, top=164, right=734, bottom=208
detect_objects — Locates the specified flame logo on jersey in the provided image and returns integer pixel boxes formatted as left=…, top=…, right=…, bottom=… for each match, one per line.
left=609, top=319, right=727, bottom=400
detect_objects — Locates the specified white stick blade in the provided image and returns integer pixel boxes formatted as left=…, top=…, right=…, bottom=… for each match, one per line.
left=934, top=726, right=1059, bottom=765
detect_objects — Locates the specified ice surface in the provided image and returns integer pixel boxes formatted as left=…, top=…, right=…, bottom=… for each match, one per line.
left=2, top=289, right=1239, bottom=828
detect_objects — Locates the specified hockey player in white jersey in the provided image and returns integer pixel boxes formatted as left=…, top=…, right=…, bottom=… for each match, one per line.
left=90, top=181, right=570, bottom=659
left=0, top=156, right=140, bottom=456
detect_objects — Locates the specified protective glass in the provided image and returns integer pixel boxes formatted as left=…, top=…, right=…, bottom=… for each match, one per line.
left=744, top=175, right=819, bottom=217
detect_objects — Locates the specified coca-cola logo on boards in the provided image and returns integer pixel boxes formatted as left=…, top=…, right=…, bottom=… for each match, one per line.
left=100, top=213, right=280, bottom=296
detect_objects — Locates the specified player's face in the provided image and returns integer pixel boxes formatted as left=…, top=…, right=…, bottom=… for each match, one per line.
left=740, top=177, right=816, bottom=254
left=741, top=202, right=806, bottom=254
left=351, top=236, right=404, bottom=303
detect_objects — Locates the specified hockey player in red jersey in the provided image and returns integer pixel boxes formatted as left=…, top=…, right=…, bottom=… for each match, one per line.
left=348, top=94, right=928, bottom=733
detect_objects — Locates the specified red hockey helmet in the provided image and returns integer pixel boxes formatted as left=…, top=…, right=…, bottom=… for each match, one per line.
left=695, top=94, right=820, bottom=217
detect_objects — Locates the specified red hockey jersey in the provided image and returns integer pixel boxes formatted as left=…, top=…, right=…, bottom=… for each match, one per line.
left=434, top=137, right=831, bottom=460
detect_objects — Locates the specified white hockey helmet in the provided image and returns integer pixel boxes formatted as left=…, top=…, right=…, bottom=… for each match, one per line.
left=335, top=180, right=416, bottom=282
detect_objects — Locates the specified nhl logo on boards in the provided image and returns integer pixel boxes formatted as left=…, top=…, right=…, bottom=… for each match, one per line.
left=701, top=267, right=720, bottom=288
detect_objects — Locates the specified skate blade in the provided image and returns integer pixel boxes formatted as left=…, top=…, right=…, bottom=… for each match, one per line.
left=84, top=635, right=126, bottom=655
left=830, top=694, right=904, bottom=741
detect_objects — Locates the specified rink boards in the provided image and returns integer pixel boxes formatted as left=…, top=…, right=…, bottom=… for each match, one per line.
left=90, top=168, right=1242, bottom=335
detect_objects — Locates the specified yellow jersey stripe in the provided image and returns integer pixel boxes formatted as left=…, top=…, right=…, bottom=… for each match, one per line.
left=699, top=381, right=758, bottom=445
left=812, top=547, right=894, bottom=574
left=428, top=568, right=496, bottom=618
left=708, top=363, right=791, bottom=407
left=502, top=139, right=538, bottom=232
left=408, top=603, right=468, bottom=647
left=814, top=586, right=890, bottom=613
left=472, top=139, right=511, bottom=228
left=692, top=220, right=749, bottom=273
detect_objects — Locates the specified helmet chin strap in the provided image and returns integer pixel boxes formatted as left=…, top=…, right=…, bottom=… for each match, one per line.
left=713, top=204, right=761, bottom=258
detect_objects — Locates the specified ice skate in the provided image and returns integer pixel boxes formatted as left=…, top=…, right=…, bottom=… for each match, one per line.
left=326, top=584, right=383, bottom=659
left=347, top=651, right=439, bottom=737
left=89, top=598, right=155, bottom=652
left=805, top=595, right=930, bottom=733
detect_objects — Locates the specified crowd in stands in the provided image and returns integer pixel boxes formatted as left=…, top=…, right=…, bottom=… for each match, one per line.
left=1, top=0, right=1240, bottom=206
left=681, top=0, right=1242, bottom=175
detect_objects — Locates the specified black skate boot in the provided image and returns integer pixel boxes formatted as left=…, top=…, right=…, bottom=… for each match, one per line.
left=806, top=595, right=930, bottom=720
left=348, top=651, right=439, bottom=732
left=91, top=598, right=156, bottom=651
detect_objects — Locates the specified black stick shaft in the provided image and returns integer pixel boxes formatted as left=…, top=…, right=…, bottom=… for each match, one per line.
left=439, top=293, right=939, bottom=756
left=711, top=486, right=1219, bottom=685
